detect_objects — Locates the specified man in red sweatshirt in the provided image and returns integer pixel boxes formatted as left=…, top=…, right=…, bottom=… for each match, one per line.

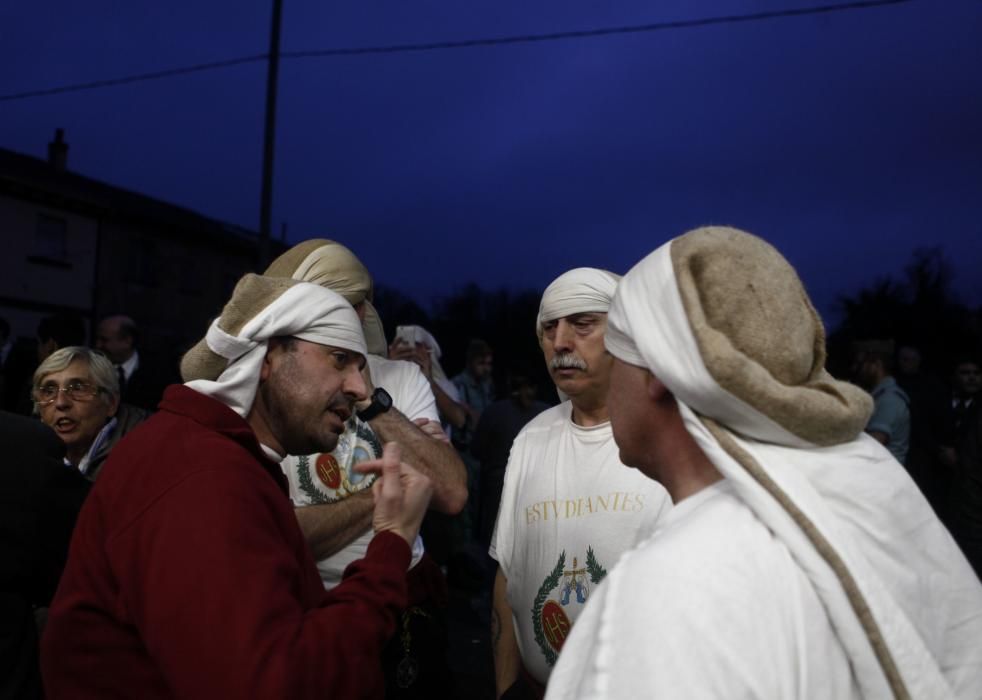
left=42, top=274, right=433, bottom=699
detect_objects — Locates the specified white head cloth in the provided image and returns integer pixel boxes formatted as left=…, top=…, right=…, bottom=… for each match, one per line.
left=536, top=267, right=620, bottom=340
left=184, top=281, right=366, bottom=419
left=536, top=267, right=620, bottom=402
left=395, top=324, right=456, bottom=396
left=605, top=227, right=982, bottom=699
left=264, top=238, right=388, bottom=356
left=396, top=325, right=443, bottom=359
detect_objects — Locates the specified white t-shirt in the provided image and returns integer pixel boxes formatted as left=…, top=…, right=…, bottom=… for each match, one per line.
left=490, top=402, right=672, bottom=685
left=282, top=355, right=438, bottom=588
left=546, top=480, right=860, bottom=700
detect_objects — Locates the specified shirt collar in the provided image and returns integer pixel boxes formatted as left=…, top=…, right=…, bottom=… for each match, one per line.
left=75, top=416, right=119, bottom=476
left=119, top=350, right=139, bottom=381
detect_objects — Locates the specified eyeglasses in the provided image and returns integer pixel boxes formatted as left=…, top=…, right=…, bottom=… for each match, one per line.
left=34, top=380, right=103, bottom=406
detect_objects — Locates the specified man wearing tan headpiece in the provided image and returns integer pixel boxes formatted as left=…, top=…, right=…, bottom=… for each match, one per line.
left=264, top=240, right=467, bottom=590
left=546, top=228, right=982, bottom=699
left=42, top=274, right=433, bottom=699
left=490, top=268, right=672, bottom=698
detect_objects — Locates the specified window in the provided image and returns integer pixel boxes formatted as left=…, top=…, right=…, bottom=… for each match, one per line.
left=34, top=214, right=68, bottom=261
left=125, top=236, right=160, bottom=288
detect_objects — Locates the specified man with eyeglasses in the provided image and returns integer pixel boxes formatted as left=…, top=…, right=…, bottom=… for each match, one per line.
left=33, top=346, right=146, bottom=480
left=42, top=275, right=433, bottom=699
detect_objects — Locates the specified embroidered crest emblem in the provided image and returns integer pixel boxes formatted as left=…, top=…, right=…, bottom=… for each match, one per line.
left=540, top=600, right=571, bottom=652
left=296, top=418, right=383, bottom=504
left=316, top=454, right=342, bottom=489
left=531, top=546, right=608, bottom=666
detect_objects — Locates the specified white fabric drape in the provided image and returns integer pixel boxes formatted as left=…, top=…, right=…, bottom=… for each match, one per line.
left=536, top=267, right=620, bottom=338
left=593, top=239, right=982, bottom=699
left=185, top=283, right=365, bottom=419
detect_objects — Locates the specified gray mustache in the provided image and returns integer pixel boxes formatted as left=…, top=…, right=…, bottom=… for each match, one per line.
left=550, top=354, right=587, bottom=371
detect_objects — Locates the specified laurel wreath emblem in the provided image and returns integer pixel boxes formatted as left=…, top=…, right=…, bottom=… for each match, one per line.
left=296, top=455, right=334, bottom=504
left=585, top=546, right=607, bottom=583
left=530, top=550, right=566, bottom=667
left=528, top=546, right=608, bottom=667
left=296, top=419, right=383, bottom=504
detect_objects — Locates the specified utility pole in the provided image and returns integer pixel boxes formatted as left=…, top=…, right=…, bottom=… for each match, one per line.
left=258, top=0, right=283, bottom=268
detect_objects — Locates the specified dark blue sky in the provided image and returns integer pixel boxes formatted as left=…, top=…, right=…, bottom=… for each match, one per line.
left=3, top=0, right=980, bottom=323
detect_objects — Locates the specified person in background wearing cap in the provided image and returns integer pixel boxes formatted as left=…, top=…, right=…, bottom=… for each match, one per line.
left=41, top=274, right=433, bottom=699
left=546, top=228, right=982, bottom=700
left=490, top=268, right=672, bottom=698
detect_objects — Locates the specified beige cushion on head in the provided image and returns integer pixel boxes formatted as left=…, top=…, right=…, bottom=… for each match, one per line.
left=264, top=238, right=388, bottom=356
left=671, top=226, right=870, bottom=446
left=264, top=238, right=371, bottom=305
left=181, top=274, right=298, bottom=382
left=264, top=238, right=329, bottom=279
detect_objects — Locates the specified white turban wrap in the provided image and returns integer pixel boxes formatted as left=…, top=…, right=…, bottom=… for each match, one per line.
left=604, top=227, right=982, bottom=699
left=182, top=274, right=366, bottom=419
left=264, top=239, right=388, bottom=356
left=536, top=267, right=621, bottom=341
left=535, top=267, right=620, bottom=402
left=393, top=324, right=456, bottom=397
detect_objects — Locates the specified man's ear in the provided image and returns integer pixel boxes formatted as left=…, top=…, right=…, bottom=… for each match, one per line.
left=259, top=344, right=278, bottom=382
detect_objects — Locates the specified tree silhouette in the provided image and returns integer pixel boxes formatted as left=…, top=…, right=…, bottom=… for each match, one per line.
left=829, top=247, right=980, bottom=377
left=374, top=282, right=552, bottom=400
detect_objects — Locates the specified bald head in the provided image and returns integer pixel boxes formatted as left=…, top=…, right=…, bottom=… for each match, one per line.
left=96, top=315, right=138, bottom=364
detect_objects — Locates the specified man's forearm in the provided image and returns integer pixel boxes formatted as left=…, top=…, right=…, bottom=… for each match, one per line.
left=430, top=381, right=467, bottom=429
left=294, top=489, right=374, bottom=560
left=493, top=567, right=521, bottom=698
left=366, top=408, right=468, bottom=514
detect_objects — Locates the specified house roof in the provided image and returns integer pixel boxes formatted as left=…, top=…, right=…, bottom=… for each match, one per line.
left=0, top=145, right=261, bottom=249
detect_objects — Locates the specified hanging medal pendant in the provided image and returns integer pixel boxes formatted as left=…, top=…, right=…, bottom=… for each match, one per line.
left=396, top=654, right=419, bottom=688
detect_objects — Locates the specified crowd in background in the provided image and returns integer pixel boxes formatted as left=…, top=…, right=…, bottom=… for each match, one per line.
left=1, top=237, right=980, bottom=699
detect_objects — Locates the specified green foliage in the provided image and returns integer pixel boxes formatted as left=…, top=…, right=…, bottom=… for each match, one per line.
left=531, top=550, right=566, bottom=666
left=296, top=455, right=331, bottom=505
left=585, top=546, right=607, bottom=583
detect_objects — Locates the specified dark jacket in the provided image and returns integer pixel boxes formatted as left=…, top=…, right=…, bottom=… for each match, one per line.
left=83, top=402, right=149, bottom=481
left=0, top=412, right=89, bottom=700
left=121, top=355, right=178, bottom=412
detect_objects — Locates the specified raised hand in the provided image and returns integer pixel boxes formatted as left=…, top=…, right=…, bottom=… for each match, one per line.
left=353, top=442, right=433, bottom=546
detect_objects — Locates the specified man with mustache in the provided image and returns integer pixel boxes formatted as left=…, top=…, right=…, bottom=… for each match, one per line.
left=490, top=268, right=672, bottom=698
left=546, top=228, right=982, bottom=700
left=42, top=275, right=433, bottom=699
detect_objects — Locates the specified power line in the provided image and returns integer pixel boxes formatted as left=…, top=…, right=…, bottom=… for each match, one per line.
left=0, top=0, right=914, bottom=103
left=285, top=0, right=914, bottom=59
left=0, top=55, right=267, bottom=102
